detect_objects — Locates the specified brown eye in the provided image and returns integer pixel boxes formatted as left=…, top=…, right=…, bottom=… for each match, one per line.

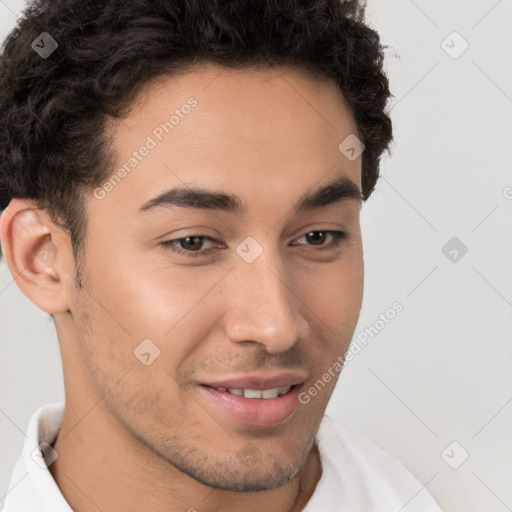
left=161, top=236, right=219, bottom=258
left=293, top=230, right=346, bottom=249
left=176, top=236, right=207, bottom=251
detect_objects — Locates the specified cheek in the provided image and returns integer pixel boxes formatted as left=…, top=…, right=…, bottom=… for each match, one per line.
left=88, top=245, right=220, bottom=337
left=294, top=248, right=363, bottom=324
left=293, top=252, right=363, bottom=384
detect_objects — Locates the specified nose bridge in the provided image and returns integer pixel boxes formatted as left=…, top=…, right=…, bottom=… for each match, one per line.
left=225, top=243, right=307, bottom=353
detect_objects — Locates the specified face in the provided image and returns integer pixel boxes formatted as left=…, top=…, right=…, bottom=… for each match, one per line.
left=67, top=63, right=364, bottom=492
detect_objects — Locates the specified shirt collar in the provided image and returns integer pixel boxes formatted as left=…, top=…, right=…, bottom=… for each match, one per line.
left=3, top=401, right=72, bottom=511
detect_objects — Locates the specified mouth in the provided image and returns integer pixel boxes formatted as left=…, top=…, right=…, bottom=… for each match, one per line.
left=198, top=382, right=304, bottom=427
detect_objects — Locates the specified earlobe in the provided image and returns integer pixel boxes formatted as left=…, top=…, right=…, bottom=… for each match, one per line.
left=0, top=198, right=71, bottom=314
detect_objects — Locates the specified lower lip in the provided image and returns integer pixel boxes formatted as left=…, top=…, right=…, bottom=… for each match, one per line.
left=198, top=384, right=302, bottom=427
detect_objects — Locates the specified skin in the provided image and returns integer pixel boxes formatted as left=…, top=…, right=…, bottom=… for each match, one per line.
left=0, top=62, right=364, bottom=512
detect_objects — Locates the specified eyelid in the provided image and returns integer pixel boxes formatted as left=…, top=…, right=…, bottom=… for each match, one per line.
left=161, top=229, right=347, bottom=258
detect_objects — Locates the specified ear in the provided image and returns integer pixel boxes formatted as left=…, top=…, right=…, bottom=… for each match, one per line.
left=0, top=198, right=74, bottom=314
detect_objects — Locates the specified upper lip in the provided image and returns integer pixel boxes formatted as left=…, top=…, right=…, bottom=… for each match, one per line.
left=200, top=371, right=308, bottom=390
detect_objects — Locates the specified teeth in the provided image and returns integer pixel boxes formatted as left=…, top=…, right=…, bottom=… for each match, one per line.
left=277, top=385, right=291, bottom=395
left=211, top=385, right=293, bottom=398
left=224, top=385, right=292, bottom=399
left=261, top=388, right=279, bottom=399
left=244, top=389, right=264, bottom=399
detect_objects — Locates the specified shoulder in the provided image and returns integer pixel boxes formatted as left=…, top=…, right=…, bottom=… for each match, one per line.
left=312, top=414, right=443, bottom=511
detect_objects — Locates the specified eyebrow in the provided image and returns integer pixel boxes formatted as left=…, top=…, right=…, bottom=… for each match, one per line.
left=138, top=174, right=362, bottom=215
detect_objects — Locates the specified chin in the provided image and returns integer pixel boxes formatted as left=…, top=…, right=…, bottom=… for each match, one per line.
left=201, top=469, right=297, bottom=493
left=174, top=453, right=301, bottom=493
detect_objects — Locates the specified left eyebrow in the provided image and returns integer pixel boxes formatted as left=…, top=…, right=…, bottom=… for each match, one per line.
left=137, top=174, right=362, bottom=215
left=294, top=175, right=362, bottom=213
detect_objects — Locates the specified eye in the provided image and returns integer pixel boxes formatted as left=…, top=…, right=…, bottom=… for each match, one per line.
left=292, top=230, right=347, bottom=250
left=161, top=236, right=220, bottom=258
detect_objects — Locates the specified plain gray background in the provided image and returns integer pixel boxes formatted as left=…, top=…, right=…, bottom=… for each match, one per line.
left=1, top=1, right=512, bottom=511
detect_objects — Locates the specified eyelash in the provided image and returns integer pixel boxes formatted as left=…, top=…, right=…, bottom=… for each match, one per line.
left=160, top=230, right=347, bottom=258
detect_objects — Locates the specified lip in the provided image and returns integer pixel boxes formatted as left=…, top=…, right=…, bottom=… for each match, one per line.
left=198, top=383, right=303, bottom=427
left=200, top=371, right=307, bottom=391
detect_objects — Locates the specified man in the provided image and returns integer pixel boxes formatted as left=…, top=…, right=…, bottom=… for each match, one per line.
left=0, top=0, right=442, bottom=510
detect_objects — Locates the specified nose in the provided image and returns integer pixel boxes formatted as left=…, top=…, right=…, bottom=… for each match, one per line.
left=222, top=250, right=309, bottom=354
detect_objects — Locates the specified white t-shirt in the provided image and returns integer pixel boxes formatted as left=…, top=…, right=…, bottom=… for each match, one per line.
left=1, top=402, right=442, bottom=511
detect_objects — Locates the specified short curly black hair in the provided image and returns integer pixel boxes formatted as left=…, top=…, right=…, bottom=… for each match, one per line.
left=0, top=0, right=392, bottom=268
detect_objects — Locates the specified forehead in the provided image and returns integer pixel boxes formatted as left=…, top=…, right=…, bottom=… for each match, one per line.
left=97, top=63, right=362, bottom=217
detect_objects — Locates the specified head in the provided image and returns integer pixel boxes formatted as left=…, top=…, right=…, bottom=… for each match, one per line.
left=0, top=0, right=392, bottom=494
